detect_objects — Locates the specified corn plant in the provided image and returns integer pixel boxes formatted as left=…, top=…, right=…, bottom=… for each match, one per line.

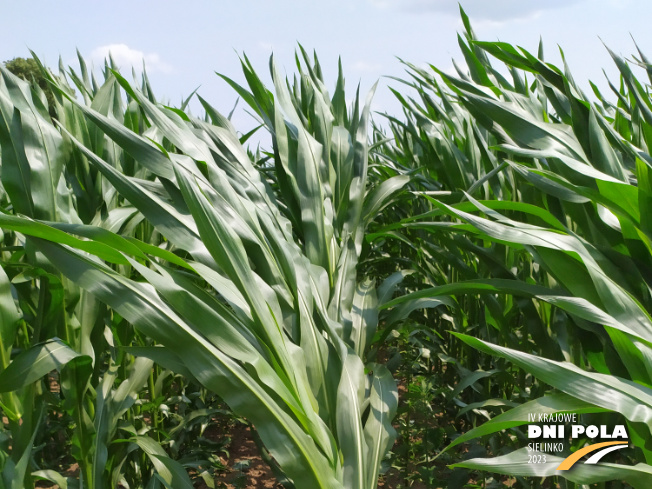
left=370, top=8, right=652, bottom=487
left=0, top=59, right=227, bottom=488
left=0, top=50, right=405, bottom=488
left=5, top=8, right=652, bottom=488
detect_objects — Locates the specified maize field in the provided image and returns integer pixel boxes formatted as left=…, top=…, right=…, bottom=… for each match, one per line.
left=1, top=8, right=652, bottom=489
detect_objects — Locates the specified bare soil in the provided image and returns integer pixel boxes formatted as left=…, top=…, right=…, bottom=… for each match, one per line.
left=203, top=422, right=283, bottom=489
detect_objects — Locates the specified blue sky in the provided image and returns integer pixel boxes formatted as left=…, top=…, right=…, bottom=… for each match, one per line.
left=3, top=0, right=651, bottom=133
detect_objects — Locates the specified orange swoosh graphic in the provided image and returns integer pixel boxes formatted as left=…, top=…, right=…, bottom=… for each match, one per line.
left=556, top=441, right=628, bottom=470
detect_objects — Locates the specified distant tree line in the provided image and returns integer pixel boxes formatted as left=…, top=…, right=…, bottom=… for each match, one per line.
left=3, top=56, right=56, bottom=117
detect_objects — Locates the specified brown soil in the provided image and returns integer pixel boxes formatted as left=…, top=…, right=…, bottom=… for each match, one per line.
left=204, top=423, right=283, bottom=489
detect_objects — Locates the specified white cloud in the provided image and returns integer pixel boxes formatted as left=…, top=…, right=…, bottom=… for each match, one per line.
left=90, top=44, right=172, bottom=74
left=369, top=0, right=585, bottom=22
left=368, top=0, right=392, bottom=8
left=442, top=62, right=457, bottom=76
left=352, top=61, right=383, bottom=73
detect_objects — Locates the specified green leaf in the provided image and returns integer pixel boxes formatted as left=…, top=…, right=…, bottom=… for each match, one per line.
left=452, top=448, right=652, bottom=488
left=131, top=436, right=194, bottom=489
left=440, top=393, right=606, bottom=456
left=0, top=339, right=85, bottom=393
left=452, top=333, right=652, bottom=430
